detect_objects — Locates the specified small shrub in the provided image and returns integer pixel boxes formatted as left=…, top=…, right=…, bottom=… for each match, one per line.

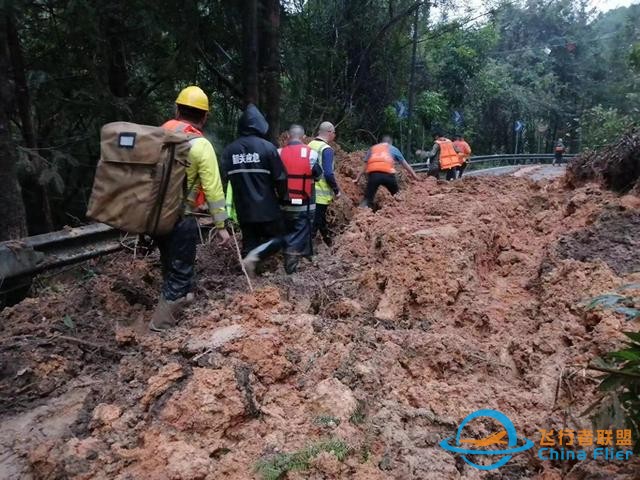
left=254, top=439, right=350, bottom=480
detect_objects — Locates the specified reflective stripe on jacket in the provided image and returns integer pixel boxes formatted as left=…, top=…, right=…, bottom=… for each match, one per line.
left=162, top=119, right=227, bottom=226
left=279, top=143, right=315, bottom=205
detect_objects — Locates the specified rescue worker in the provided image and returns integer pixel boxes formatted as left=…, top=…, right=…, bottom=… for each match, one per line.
left=221, top=104, right=287, bottom=277
left=553, top=138, right=565, bottom=165
left=416, top=130, right=461, bottom=181
left=278, top=125, right=323, bottom=274
left=308, top=122, right=341, bottom=247
left=453, top=134, right=472, bottom=178
left=353, top=135, right=419, bottom=208
left=150, top=86, right=230, bottom=332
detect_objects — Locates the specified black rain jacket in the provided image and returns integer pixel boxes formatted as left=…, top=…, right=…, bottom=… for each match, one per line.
left=221, top=105, right=287, bottom=224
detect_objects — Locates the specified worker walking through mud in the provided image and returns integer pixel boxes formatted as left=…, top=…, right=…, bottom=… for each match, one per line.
left=553, top=138, right=566, bottom=165
left=308, top=122, right=341, bottom=247
left=353, top=134, right=419, bottom=208
left=453, top=134, right=472, bottom=178
left=221, top=104, right=287, bottom=277
left=416, top=130, right=462, bottom=181
left=278, top=125, right=323, bottom=273
left=150, top=86, right=230, bottom=332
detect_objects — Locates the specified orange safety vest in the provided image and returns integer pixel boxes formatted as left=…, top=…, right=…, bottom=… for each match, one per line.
left=453, top=140, right=471, bottom=162
left=162, top=119, right=206, bottom=207
left=436, top=138, right=462, bottom=170
left=280, top=143, right=314, bottom=204
left=366, top=143, right=396, bottom=174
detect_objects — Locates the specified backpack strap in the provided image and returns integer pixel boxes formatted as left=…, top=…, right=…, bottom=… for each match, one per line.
left=152, top=143, right=177, bottom=235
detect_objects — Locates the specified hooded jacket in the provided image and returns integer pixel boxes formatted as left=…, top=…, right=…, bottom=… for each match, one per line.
left=221, top=104, right=287, bottom=224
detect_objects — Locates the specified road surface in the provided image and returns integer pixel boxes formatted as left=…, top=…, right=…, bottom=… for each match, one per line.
left=467, top=164, right=566, bottom=181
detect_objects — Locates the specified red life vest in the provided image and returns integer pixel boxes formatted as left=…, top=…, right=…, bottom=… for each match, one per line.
left=366, top=143, right=396, bottom=174
left=162, top=120, right=206, bottom=207
left=555, top=145, right=565, bottom=153
left=436, top=138, right=462, bottom=170
left=280, top=143, right=314, bottom=204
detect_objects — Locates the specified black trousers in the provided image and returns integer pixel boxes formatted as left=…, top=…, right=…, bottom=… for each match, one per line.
left=313, top=204, right=334, bottom=246
left=365, top=172, right=399, bottom=207
left=444, top=168, right=457, bottom=181
left=283, top=209, right=314, bottom=273
left=241, top=219, right=285, bottom=260
left=554, top=152, right=563, bottom=164
left=457, top=162, right=467, bottom=178
left=284, top=210, right=314, bottom=257
left=156, top=216, right=198, bottom=301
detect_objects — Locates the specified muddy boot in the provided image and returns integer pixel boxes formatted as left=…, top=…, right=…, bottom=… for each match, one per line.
left=284, top=254, right=299, bottom=274
left=149, top=293, right=193, bottom=332
left=241, top=251, right=260, bottom=278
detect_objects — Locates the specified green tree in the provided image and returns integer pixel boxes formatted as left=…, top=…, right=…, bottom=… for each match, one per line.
left=580, top=106, right=633, bottom=150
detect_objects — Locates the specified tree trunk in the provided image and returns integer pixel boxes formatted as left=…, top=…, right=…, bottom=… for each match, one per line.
left=0, top=14, right=28, bottom=241
left=260, top=0, right=281, bottom=144
left=243, top=0, right=259, bottom=106
left=405, top=4, right=420, bottom=158
left=6, top=8, right=53, bottom=234
left=103, top=4, right=129, bottom=98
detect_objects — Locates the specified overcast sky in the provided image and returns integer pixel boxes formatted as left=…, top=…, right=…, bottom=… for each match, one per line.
left=433, top=0, right=639, bottom=19
left=591, top=0, right=639, bottom=9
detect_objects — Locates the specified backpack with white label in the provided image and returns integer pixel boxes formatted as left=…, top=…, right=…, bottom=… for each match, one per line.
left=87, top=122, right=196, bottom=236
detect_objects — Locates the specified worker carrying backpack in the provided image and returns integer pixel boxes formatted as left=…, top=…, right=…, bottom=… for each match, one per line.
left=87, top=122, right=195, bottom=236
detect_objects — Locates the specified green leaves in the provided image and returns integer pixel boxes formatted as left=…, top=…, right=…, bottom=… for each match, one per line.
left=580, top=105, right=634, bottom=150
left=629, top=43, right=640, bottom=73
left=585, top=283, right=640, bottom=451
left=254, top=439, right=350, bottom=480
left=63, top=314, right=76, bottom=333
left=582, top=285, right=640, bottom=321
left=584, top=293, right=628, bottom=310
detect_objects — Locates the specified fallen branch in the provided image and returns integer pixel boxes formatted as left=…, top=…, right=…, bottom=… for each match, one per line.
left=56, top=335, right=131, bottom=357
left=324, top=276, right=360, bottom=287
left=466, top=352, right=513, bottom=369
left=587, top=365, right=640, bottom=379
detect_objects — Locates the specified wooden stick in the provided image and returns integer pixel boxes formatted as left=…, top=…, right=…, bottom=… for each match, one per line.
left=56, top=335, right=131, bottom=357
left=324, top=276, right=359, bottom=287
left=230, top=223, right=253, bottom=292
left=588, top=365, right=640, bottom=379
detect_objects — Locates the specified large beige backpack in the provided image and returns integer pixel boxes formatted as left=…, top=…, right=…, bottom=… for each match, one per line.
left=87, top=122, right=195, bottom=236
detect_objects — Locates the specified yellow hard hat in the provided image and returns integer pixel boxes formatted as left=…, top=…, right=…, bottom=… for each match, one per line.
left=175, top=86, right=209, bottom=111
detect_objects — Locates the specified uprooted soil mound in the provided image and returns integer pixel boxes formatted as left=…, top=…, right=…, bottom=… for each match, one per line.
left=557, top=206, right=640, bottom=275
left=2, top=171, right=640, bottom=479
left=566, top=127, right=640, bottom=194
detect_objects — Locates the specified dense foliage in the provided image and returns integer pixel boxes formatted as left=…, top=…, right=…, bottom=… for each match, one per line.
left=1, top=0, right=639, bottom=236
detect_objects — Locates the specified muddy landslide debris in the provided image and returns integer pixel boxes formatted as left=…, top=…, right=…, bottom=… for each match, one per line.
left=566, top=126, right=640, bottom=194
left=2, top=158, right=640, bottom=479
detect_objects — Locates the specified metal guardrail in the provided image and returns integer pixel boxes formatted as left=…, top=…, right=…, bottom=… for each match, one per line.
left=412, top=153, right=576, bottom=172
left=0, top=223, right=127, bottom=305
left=0, top=223, right=123, bottom=280
left=0, top=153, right=577, bottom=292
